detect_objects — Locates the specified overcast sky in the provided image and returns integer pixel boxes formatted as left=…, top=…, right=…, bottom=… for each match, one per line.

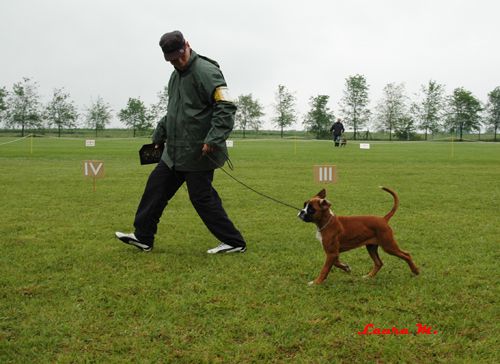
left=1, top=0, right=499, bottom=129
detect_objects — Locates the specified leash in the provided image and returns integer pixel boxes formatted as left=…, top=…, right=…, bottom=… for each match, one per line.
left=205, top=153, right=302, bottom=212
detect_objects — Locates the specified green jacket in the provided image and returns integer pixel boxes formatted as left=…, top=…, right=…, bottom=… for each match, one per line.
left=152, top=50, right=236, bottom=171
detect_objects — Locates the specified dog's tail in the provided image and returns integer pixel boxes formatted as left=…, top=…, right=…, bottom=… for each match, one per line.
left=379, top=186, right=399, bottom=221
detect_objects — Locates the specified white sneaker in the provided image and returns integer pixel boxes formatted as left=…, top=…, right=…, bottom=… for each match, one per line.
left=207, top=243, right=246, bottom=254
left=115, top=232, right=152, bottom=252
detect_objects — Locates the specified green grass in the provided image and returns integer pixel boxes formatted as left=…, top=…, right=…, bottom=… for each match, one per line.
left=1, top=128, right=497, bottom=142
left=0, top=136, right=499, bottom=363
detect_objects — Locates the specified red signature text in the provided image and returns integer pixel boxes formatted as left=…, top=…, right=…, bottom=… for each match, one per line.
left=358, top=323, right=438, bottom=335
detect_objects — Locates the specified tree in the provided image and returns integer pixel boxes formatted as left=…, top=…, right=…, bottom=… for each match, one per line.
left=375, top=83, right=407, bottom=141
left=44, top=88, right=78, bottom=137
left=303, top=95, right=335, bottom=139
left=485, top=86, right=500, bottom=141
left=394, top=113, right=417, bottom=141
left=118, top=98, right=151, bottom=137
left=339, top=74, right=370, bottom=140
left=149, top=85, right=169, bottom=124
left=5, top=77, right=42, bottom=136
left=272, top=84, right=297, bottom=138
left=235, top=94, right=264, bottom=138
left=0, top=86, right=7, bottom=127
left=414, top=80, right=446, bottom=140
left=85, top=96, right=112, bottom=137
left=446, top=87, right=482, bottom=140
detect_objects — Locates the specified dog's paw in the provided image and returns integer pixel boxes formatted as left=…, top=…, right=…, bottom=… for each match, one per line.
left=344, top=264, right=351, bottom=273
left=362, top=274, right=372, bottom=279
left=308, top=280, right=315, bottom=286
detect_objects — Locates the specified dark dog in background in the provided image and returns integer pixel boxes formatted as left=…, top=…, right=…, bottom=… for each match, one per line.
left=298, top=187, right=419, bottom=285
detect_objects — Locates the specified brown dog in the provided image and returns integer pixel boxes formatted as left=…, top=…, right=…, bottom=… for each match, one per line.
left=298, top=187, right=419, bottom=285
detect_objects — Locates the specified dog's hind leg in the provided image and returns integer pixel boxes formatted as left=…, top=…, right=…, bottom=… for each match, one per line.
left=364, top=244, right=383, bottom=278
left=380, top=240, right=420, bottom=275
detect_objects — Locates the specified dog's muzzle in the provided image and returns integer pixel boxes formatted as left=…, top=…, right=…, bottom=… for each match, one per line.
left=298, top=206, right=314, bottom=222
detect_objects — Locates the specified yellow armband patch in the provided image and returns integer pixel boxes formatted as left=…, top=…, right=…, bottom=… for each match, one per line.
left=213, top=86, right=233, bottom=103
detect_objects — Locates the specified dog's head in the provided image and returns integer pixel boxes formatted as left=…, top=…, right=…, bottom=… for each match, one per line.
left=298, top=189, right=332, bottom=223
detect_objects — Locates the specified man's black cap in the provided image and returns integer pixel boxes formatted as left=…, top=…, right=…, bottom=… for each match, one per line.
left=159, top=31, right=186, bottom=61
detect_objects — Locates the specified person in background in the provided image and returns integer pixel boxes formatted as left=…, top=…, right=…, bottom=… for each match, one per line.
left=330, top=118, right=345, bottom=147
left=115, top=30, right=246, bottom=254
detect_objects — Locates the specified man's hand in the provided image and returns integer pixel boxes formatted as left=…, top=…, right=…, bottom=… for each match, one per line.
left=202, top=143, right=216, bottom=155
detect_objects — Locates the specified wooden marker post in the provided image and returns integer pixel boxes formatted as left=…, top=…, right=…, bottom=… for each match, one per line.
left=451, top=135, right=455, bottom=158
left=83, top=160, right=105, bottom=192
left=314, top=165, right=337, bottom=184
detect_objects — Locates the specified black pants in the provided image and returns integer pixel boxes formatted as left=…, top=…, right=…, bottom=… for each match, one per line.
left=133, top=161, right=245, bottom=248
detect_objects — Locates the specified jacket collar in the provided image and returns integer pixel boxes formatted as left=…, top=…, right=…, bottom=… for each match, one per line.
left=175, top=49, right=198, bottom=73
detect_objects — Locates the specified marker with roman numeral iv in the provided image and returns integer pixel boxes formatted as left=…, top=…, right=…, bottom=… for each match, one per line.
left=83, top=160, right=104, bottom=191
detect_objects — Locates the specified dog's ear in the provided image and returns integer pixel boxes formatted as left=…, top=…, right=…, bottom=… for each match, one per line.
left=320, top=198, right=331, bottom=210
left=316, top=189, right=326, bottom=199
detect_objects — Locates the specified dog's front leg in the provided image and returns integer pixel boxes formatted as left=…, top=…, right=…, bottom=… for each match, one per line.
left=309, top=238, right=351, bottom=285
left=309, top=253, right=336, bottom=285
left=327, top=240, right=351, bottom=273
left=333, top=256, right=351, bottom=273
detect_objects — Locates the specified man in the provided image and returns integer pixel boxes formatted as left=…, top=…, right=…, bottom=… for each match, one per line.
left=330, top=118, right=345, bottom=147
left=115, top=31, right=246, bottom=254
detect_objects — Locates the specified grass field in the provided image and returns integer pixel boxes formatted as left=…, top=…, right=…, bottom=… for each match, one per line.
left=1, top=135, right=499, bottom=363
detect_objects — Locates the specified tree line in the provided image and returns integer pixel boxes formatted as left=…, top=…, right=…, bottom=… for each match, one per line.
left=0, top=78, right=169, bottom=137
left=1, top=76, right=499, bottom=141
left=241, top=76, right=500, bottom=141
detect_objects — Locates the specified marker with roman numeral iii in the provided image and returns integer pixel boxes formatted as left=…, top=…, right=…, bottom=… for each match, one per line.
left=314, top=165, right=337, bottom=183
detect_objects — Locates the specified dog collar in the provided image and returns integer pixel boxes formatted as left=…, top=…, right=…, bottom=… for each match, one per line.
left=317, top=215, right=333, bottom=232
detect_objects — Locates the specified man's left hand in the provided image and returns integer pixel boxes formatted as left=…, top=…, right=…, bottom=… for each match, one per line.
left=202, top=144, right=216, bottom=155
